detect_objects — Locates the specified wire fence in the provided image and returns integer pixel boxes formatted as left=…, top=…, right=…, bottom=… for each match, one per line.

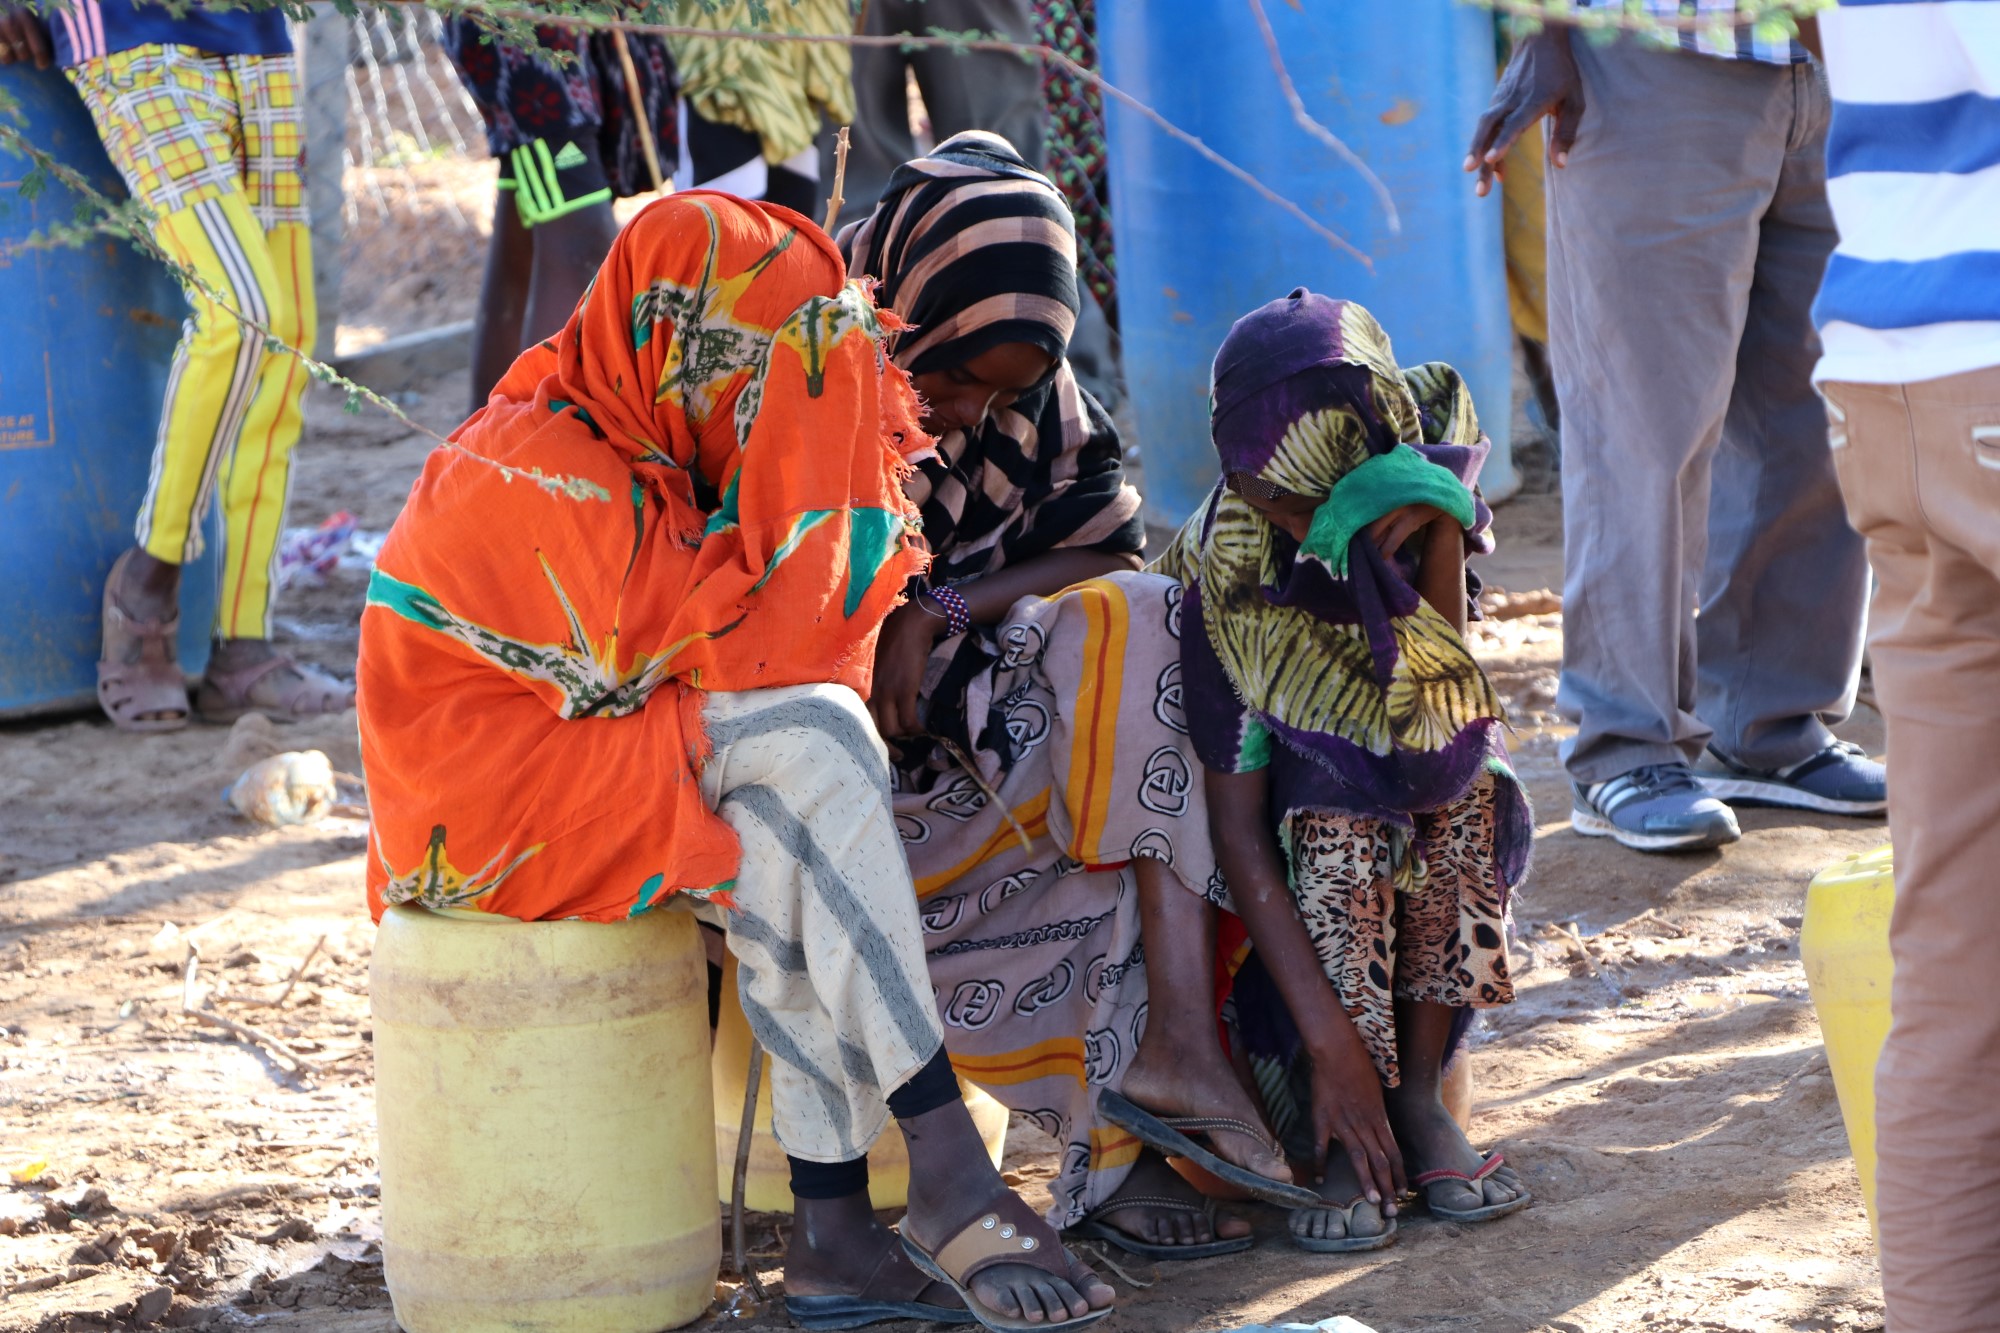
left=319, top=2, right=1121, bottom=344
left=342, top=4, right=486, bottom=229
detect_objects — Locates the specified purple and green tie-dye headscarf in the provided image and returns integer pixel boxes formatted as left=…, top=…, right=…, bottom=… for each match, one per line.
left=1156, top=290, right=1507, bottom=814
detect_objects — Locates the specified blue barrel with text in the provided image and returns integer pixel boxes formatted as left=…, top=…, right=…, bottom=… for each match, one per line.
left=0, top=64, right=219, bottom=718
left=1101, top=0, right=1517, bottom=528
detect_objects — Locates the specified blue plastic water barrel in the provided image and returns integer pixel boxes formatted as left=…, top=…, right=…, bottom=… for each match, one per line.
left=1101, top=1, right=1518, bottom=528
left=0, top=64, right=219, bottom=718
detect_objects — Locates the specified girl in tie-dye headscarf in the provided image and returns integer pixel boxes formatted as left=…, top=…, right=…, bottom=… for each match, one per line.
left=1156, top=290, right=1535, bottom=1252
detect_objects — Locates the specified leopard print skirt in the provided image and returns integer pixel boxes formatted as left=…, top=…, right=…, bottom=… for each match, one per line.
left=1286, top=768, right=1515, bottom=1087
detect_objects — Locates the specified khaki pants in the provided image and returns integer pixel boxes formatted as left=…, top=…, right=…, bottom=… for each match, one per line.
left=1825, top=366, right=2000, bottom=1333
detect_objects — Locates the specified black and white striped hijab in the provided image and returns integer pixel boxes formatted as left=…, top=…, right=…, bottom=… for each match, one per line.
left=837, top=131, right=1140, bottom=588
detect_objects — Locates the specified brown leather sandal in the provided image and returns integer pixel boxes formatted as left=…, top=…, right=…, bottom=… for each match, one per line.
left=195, top=652, right=354, bottom=724
left=96, top=551, right=190, bottom=733
left=900, top=1193, right=1110, bottom=1332
left=784, top=1237, right=973, bottom=1329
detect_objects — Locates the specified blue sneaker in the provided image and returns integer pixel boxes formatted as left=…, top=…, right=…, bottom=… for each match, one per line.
left=1572, top=763, right=1742, bottom=852
left=1696, top=741, right=1887, bottom=817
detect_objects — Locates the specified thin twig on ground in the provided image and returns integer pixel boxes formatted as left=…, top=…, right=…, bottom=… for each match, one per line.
left=183, top=1007, right=323, bottom=1074
left=182, top=942, right=202, bottom=1013
left=180, top=942, right=327, bottom=1074
left=265, top=935, right=327, bottom=1010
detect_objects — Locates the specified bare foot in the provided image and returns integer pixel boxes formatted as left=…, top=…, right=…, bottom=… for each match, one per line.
left=1122, top=1036, right=1293, bottom=1185
left=897, top=1102, right=1114, bottom=1325
left=1386, top=1091, right=1525, bottom=1214
left=1288, top=1151, right=1392, bottom=1246
left=1087, top=1150, right=1250, bottom=1248
left=109, top=547, right=181, bottom=628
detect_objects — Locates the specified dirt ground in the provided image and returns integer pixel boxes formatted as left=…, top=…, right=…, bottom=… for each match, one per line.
left=2, top=198, right=1891, bottom=1330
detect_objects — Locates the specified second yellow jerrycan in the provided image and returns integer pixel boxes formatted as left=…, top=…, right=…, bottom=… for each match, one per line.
left=1800, top=843, right=1895, bottom=1231
left=372, top=905, right=720, bottom=1333
left=711, top=953, right=1011, bottom=1211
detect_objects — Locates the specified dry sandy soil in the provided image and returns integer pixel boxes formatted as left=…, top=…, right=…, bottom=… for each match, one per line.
left=1, top=196, right=1891, bottom=1330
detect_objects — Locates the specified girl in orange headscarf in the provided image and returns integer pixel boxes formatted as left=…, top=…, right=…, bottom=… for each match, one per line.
left=357, top=193, right=1113, bottom=1332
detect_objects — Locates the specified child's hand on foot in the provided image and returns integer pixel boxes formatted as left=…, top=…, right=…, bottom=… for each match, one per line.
left=1305, top=1026, right=1405, bottom=1214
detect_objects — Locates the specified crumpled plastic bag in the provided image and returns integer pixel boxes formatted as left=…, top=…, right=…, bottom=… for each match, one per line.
left=225, top=750, right=337, bottom=827
left=1219, top=1321, right=1378, bottom=1333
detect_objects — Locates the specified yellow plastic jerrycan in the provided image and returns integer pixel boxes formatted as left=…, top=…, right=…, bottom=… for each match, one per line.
left=1800, top=843, right=1895, bottom=1230
left=372, top=905, right=720, bottom=1333
left=711, top=953, right=1011, bottom=1211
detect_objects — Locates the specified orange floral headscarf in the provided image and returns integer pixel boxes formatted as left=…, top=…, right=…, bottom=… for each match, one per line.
left=359, top=194, right=932, bottom=922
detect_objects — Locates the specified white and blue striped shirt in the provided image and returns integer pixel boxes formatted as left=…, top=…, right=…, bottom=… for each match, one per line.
left=1814, top=0, right=2000, bottom=384
left=1577, top=0, right=1812, bottom=64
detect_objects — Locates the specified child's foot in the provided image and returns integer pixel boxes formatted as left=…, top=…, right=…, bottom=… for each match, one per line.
left=197, top=638, right=354, bottom=723
left=1387, top=1094, right=1526, bottom=1217
left=1288, top=1151, right=1395, bottom=1253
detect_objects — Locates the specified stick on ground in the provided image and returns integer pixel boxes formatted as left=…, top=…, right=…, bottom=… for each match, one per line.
left=183, top=1007, right=324, bottom=1075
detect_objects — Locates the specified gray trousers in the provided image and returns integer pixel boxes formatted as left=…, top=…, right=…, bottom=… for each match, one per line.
left=1547, top=38, right=1868, bottom=783
left=833, top=0, right=1047, bottom=231
left=827, top=0, right=1121, bottom=407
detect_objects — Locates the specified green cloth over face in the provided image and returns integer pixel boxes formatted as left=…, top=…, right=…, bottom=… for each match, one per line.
left=1300, top=444, right=1477, bottom=578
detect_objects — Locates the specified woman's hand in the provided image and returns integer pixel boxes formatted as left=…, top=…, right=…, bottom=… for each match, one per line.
left=1366, top=504, right=1450, bottom=559
left=868, top=601, right=941, bottom=741
left=1305, top=1024, right=1406, bottom=1212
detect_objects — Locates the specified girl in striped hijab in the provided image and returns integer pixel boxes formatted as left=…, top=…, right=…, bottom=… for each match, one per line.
left=840, top=133, right=1315, bottom=1260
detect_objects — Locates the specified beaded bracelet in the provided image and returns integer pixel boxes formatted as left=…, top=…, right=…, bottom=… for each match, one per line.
left=916, top=583, right=971, bottom=638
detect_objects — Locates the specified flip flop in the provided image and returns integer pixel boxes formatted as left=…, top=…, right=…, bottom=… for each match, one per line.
left=1412, top=1151, right=1532, bottom=1223
left=900, top=1193, right=1111, bottom=1333
left=1288, top=1195, right=1398, bottom=1254
left=784, top=1235, right=976, bottom=1330
left=1067, top=1193, right=1254, bottom=1261
left=1095, top=1088, right=1323, bottom=1208
left=96, top=550, right=191, bottom=733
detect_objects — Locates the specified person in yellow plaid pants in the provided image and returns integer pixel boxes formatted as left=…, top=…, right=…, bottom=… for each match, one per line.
left=1, top=2, right=352, bottom=730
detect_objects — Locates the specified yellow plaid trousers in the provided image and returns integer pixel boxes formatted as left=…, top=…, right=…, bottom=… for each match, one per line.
left=68, top=44, right=315, bottom=639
